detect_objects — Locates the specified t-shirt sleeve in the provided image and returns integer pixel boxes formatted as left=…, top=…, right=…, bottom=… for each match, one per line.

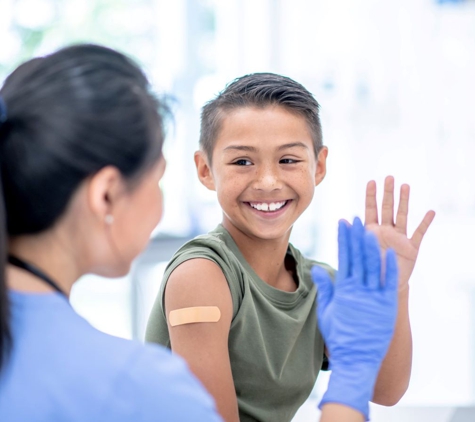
left=100, top=344, right=223, bottom=422
left=159, top=239, right=244, bottom=320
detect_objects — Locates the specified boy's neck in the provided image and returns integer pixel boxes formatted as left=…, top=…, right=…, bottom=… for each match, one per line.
left=222, top=221, right=298, bottom=292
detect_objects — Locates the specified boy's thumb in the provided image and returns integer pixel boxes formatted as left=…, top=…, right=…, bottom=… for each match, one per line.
left=311, top=266, right=333, bottom=312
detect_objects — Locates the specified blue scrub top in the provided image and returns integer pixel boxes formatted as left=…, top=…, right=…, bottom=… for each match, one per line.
left=0, top=291, right=221, bottom=422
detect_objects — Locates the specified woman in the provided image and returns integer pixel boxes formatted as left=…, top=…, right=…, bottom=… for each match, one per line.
left=0, top=44, right=221, bottom=421
left=0, top=43, right=399, bottom=422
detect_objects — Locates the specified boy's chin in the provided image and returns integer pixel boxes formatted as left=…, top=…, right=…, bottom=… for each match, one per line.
left=241, top=223, right=294, bottom=241
left=223, top=215, right=295, bottom=241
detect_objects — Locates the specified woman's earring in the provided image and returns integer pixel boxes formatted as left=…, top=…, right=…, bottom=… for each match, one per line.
left=105, top=214, right=114, bottom=225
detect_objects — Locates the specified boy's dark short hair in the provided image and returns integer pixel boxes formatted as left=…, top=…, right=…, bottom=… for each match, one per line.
left=199, top=72, right=323, bottom=162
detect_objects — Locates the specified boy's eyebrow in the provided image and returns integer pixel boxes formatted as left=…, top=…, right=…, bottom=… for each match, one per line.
left=278, top=142, right=309, bottom=151
left=223, top=142, right=309, bottom=153
left=223, top=145, right=257, bottom=152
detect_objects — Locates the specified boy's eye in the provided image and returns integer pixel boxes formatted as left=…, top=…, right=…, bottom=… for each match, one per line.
left=280, top=158, right=299, bottom=164
left=233, top=159, right=252, bottom=166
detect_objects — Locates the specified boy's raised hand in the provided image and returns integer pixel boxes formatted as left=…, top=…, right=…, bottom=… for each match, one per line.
left=365, top=176, right=435, bottom=291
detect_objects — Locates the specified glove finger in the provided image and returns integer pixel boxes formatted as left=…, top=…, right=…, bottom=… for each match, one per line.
left=337, top=220, right=351, bottom=283
left=384, top=248, right=399, bottom=294
left=363, top=231, right=382, bottom=290
left=349, top=216, right=365, bottom=283
left=383, top=249, right=399, bottom=329
left=311, top=265, right=334, bottom=314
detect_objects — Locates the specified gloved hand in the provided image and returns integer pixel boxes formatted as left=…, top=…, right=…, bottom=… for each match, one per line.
left=311, top=217, right=399, bottom=420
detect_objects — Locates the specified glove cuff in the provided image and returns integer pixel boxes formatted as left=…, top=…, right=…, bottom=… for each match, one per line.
left=319, top=363, right=381, bottom=421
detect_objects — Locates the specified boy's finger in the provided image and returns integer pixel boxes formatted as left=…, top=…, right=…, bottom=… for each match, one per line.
left=411, top=210, right=436, bottom=249
left=364, top=231, right=382, bottom=290
left=365, top=180, right=379, bottom=224
left=395, top=184, right=410, bottom=235
left=350, top=217, right=364, bottom=282
left=337, top=220, right=351, bottom=282
left=312, top=266, right=334, bottom=313
left=381, top=176, right=395, bottom=226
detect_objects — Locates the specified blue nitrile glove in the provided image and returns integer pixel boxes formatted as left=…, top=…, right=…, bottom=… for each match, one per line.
left=311, top=217, right=399, bottom=420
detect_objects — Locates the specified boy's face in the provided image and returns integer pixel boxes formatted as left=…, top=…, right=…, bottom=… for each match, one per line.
left=195, top=105, right=328, bottom=241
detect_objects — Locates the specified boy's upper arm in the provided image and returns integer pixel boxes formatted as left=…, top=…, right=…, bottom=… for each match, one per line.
left=164, top=258, right=238, bottom=422
left=164, top=258, right=234, bottom=346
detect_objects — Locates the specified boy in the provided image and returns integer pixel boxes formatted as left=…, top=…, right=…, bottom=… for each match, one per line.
left=146, top=73, right=435, bottom=422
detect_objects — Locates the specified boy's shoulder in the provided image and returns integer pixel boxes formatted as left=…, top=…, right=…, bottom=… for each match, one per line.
left=161, top=225, right=245, bottom=315
left=165, top=225, right=241, bottom=278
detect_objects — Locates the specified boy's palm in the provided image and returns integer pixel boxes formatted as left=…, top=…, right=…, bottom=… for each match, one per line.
left=364, top=176, right=436, bottom=290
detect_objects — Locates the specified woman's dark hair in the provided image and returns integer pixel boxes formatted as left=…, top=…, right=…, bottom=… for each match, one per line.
left=0, top=44, right=168, bottom=371
left=200, top=72, right=323, bottom=163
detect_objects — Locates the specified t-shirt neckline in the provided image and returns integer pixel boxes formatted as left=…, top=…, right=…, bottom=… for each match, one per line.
left=213, top=224, right=309, bottom=307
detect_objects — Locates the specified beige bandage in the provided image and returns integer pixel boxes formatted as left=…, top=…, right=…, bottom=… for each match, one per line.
left=169, top=306, right=221, bottom=327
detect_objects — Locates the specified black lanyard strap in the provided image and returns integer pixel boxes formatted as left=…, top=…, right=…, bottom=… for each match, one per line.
left=8, top=255, right=66, bottom=297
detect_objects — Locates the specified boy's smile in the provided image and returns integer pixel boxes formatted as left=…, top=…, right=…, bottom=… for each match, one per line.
left=195, top=105, right=327, bottom=242
left=247, top=200, right=289, bottom=213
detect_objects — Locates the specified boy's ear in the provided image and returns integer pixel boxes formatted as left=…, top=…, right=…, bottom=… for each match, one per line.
left=194, top=150, right=216, bottom=191
left=314, top=146, right=328, bottom=187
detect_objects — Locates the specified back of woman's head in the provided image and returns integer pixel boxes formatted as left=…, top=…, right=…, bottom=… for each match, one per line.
left=0, top=44, right=166, bottom=234
left=0, top=44, right=168, bottom=370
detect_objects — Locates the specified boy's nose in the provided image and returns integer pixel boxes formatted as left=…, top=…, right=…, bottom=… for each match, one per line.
left=252, top=165, right=282, bottom=191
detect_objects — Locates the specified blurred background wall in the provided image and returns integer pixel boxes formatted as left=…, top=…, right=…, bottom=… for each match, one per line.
left=1, top=0, right=474, bottom=420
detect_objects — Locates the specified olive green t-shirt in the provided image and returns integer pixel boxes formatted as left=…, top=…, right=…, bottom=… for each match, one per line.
left=145, top=225, right=334, bottom=422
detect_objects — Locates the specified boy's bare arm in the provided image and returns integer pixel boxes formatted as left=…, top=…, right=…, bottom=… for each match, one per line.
left=365, top=176, right=435, bottom=405
left=320, top=404, right=365, bottom=422
left=372, top=287, right=411, bottom=405
left=165, top=258, right=239, bottom=422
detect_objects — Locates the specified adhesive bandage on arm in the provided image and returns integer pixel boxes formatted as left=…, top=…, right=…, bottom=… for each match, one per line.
left=168, top=306, right=221, bottom=327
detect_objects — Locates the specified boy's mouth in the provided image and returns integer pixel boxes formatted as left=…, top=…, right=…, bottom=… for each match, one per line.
left=245, top=200, right=290, bottom=213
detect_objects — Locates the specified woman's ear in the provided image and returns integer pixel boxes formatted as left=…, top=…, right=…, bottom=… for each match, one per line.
left=87, top=166, right=124, bottom=222
left=315, top=146, right=328, bottom=187
left=194, top=151, right=216, bottom=191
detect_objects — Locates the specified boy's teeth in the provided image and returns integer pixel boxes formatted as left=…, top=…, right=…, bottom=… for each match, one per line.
left=249, top=201, right=286, bottom=212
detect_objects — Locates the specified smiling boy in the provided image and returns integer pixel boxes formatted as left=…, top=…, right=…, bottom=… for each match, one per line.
left=146, top=73, right=435, bottom=422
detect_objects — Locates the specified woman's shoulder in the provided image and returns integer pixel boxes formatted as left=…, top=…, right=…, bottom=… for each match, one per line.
left=99, top=343, right=221, bottom=421
left=83, top=333, right=222, bottom=421
left=5, top=292, right=221, bottom=421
